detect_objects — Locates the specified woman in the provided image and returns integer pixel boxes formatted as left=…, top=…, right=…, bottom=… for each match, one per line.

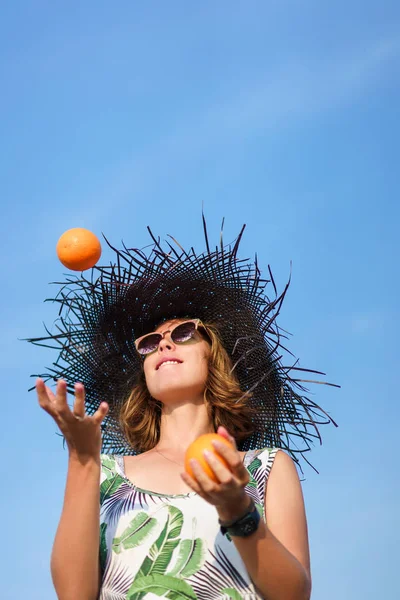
left=30, top=223, right=337, bottom=600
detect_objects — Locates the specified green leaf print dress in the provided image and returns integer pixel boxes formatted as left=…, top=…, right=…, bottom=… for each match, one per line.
left=99, top=448, right=279, bottom=600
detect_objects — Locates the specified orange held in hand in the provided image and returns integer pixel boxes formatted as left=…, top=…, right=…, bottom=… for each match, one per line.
left=184, top=433, right=233, bottom=482
left=56, top=228, right=102, bottom=271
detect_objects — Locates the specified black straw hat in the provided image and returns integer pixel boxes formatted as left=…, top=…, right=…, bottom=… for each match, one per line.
left=28, top=219, right=338, bottom=469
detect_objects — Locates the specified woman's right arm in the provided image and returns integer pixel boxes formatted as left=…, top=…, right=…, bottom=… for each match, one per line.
left=36, top=378, right=109, bottom=600
left=51, top=454, right=101, bottom=600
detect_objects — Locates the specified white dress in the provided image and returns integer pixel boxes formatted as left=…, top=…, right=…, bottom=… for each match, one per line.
left=99, top=447, right=279, bottom=600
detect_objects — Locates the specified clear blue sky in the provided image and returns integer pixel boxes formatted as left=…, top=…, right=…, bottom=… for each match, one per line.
left=1, top=1, right=399, bottom=598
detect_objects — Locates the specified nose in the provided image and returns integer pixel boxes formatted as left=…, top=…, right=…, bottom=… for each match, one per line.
left=158, top=333, right=175, bottom=352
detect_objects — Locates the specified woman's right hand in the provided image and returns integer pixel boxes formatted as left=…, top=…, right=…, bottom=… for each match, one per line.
left=35, top=378, right=109, bottom=462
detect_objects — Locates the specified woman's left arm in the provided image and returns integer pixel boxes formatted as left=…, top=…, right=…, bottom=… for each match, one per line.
left=223, top=449, right=311, bottom=600
left=181, top=429, right=311, bottom=600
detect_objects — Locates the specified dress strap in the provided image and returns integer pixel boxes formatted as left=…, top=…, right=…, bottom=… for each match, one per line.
left=243, top=449, right=261, bottom=468
left=114, top=454, right=125, bottom=475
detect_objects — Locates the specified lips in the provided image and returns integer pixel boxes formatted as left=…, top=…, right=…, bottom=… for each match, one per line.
left=156, top=358, right=183, bottom=371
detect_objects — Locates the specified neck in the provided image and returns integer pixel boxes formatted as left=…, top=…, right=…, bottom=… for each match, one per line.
left=156, top=398, right=214, bottom=453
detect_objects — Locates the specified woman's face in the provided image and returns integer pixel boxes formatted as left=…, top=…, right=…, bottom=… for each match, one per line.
left=143, top=319, right=211, bottom=404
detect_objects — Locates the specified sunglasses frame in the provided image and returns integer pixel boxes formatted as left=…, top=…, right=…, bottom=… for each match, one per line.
left=134, top=318, right=205, bottom=356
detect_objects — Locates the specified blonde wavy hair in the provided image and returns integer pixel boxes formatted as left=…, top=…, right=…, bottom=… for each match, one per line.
left=119, top=321, right=255, bottom=452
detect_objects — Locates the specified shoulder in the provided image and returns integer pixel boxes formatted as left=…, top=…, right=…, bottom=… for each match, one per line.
left=247, top=447, right=298, bottom=474
left=100, top=454, right=123, bottom=482
left=245, top=448, right=302, bottom=496
left=266, top=449, right=300, bottom=487
left=245, top=446, right=280, bottom=473
left=99, top=454, right=127, bottom=506
left=264, top=449, right=306, bottom=521
left=100, top=453, right=117, bottom=469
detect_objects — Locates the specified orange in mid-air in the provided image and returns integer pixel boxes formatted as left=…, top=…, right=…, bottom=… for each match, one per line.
left=184, top=433, right=233, bottom=482
left=56, top=228, right=102, bottom=271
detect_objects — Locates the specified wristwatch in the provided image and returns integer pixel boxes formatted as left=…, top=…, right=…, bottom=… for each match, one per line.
left=219, top=498, right=260, bottom=537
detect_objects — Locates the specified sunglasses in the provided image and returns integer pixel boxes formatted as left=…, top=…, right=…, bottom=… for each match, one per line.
left=134, top=319, right=205, bottom=356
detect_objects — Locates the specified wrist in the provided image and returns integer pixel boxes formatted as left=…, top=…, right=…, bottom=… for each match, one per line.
left=219, top=497, right=261, bottom=538
left=216, top=493, right=252, bottom=524
left=68, top=450, right=101, bottom=469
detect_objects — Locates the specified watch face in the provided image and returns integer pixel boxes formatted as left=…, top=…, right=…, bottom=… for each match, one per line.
left=242, top=520, right=257, bottom=535
left=220, top=501, right=261, bottom=538
left=228, top=511, right=260, bottom=537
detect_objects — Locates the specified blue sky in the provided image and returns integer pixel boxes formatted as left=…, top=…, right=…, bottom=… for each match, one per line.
left=1, top=1, right=399, bottom=598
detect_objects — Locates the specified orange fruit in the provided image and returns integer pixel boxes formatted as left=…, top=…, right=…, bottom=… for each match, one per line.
left=56, top=228, right=102, bottom=271
left=184, top=433, right=233, bottom=482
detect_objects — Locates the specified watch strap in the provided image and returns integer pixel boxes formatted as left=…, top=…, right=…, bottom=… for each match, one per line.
left=219, top=498, right=260, bottom=537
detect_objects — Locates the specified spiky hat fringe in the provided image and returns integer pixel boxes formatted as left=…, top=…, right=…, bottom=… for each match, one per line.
left=28, top=219, right=338, bottom=470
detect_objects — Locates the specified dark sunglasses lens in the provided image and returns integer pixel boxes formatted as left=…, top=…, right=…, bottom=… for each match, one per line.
left=137, top=333, right=162, bottom=355
left=171, top=321, right=196, bottom=343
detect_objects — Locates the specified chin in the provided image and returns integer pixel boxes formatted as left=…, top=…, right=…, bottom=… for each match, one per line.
left=152, top=384, right=206, bottom=404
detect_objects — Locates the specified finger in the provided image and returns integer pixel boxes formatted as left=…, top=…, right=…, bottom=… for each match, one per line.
left=42, top=381, right=56, bottom=403
left=211, top=441, right=249, bottom=482
left=35, top=378, right=56, bottom=416
left=212, top=439, right=241, bottom=468
left=35, top=378, right=55, bottom=400
left=189, top=459, right=218, bottom=494
left=54, top=379, right=72, bottom=419
left=72, top=383, right=85, bottom=418
left=92, top=402, right=109, bottom=425
left=180, top=471, right=202, bottom=495
left=217, top=426, right=237, bottom=450
left=212, top=438, right=239, bottom=462
left=203, top=450, right=234, bottom=485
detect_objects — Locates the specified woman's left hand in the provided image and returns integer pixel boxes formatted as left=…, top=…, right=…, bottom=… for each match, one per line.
left=181, top=426, right=251, bottom=522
